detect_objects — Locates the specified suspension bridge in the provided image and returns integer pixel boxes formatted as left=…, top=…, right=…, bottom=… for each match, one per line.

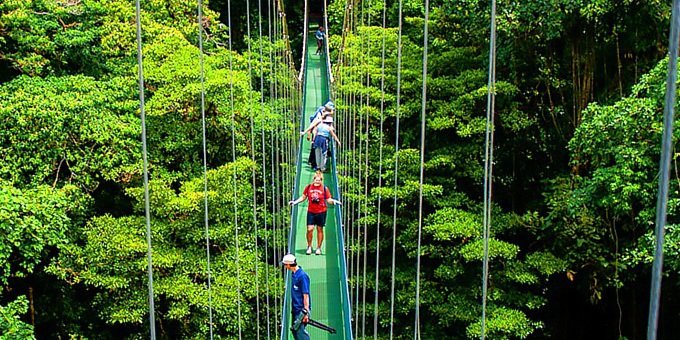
left=127, top=0, right=679, bottom=338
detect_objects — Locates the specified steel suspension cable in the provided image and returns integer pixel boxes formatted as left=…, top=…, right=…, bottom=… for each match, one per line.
left=361, top=1, right=372, bottom=336
left=257, top=1, right=272, bottom=337
left=226, top=0, right=244, bottom=337
left=389, top=0, right=405, bottom=338
left=243, top=0, right=262, bottom=336
left=647, top=1, right=680, bottom=339
left=346, top=1, right=356, bottom=329
left=299, top=0, right=309, bottom=82
left=373, top=1, right=388, bottom=337
left=481, top=0, right=498, bottom=338
left=133, top=1, right=157, bottom=338
left=354, top=1, right=365, bottom=334
left=266, top=0, right=280, bottom=331
left=351, top=5, right=361, bottom=333
left=196, top=1, right=215, bottom=338
left=414, top=1, right=430, bottom=338
left=274, top=5, right=285, bottom=324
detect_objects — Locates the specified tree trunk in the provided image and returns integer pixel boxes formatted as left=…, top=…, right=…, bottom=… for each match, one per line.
left=29, top=286, right=35, bottom=326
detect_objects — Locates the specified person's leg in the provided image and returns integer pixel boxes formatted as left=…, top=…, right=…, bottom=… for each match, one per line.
left=319, top=139, right=328, bottom=171
left=306, top=225, right=314, bottom=254
left=293, top=322, right=310, bottom=340
left=306, top=213, right=316, bottom=254
left=308, top=146, right=316, bottom=169
left=316, top=226, right=324, bottom=253
left=315, top=144, right=325, bottom=171
left=292, top=312, right=310, bottom=340
left=315, top=212, right=327, bottom=254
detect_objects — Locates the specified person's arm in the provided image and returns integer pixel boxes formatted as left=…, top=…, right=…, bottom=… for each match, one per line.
left=330, top=128, right=341, bottom=147
left=326, top=197, right=342, bottom=206
left=302, top=293, right=310, bottom=323
left=325, top=188, right=342, bottom=206
left=302, top=274, right=311, bottom=322
left=289, top=194, right=307, bottom=206
left=300, top=117, right=322, bottom=135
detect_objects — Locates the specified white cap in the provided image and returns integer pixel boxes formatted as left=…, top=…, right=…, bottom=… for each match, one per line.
left=324, top=101, right=335, bottom=110
left=281, top=253, right=297, bottom=265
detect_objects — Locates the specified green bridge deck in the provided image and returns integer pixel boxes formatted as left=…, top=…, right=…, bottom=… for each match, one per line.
left=281, top=30, right=352, bottom=339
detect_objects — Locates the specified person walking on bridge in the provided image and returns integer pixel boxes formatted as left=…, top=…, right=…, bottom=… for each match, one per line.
left=315, top=26, right=325, bottom=55
left=289, top=171, right=342, bottom=255
left=301, top=115, right=340, bottom=172
left=282, top=253, right=311, bottom=340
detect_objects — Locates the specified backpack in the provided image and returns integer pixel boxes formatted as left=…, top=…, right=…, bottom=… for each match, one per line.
left=310, top=106, right=324, bottom=123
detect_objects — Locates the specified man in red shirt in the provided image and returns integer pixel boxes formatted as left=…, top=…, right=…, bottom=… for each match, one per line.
left=289, top=172, right=342, bottom=255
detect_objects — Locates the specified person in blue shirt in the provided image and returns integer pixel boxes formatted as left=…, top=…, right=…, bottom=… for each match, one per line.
left=307, top=101, right=335, bottom=169
left=302, top=114, right=340, bottom=172
left=282, top=254, right=311, bottom=340
left=315, top=26, right=325, bottom=55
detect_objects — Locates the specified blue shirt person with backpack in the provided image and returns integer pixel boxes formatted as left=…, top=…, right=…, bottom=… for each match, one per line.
left=282, top=254, right=311, bottom=340
left=306, top=101, right=335, bottom=169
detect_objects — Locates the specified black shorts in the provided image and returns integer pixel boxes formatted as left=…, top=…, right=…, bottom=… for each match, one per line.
left=306, top=211, right=327, bottom=227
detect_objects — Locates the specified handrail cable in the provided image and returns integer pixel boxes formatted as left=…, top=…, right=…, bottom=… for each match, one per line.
left=414, top=0, right=430, bottom=338
left=373, top=0, right=388, bottom=336
left=196, top=1, right=215, bottom=338
left=298, top=0, right=309, bottom=81
left=277, top=0, right=295, bottom=202
left=226, top=0, right=244, bottom=337
left=339, top=1, right=349, bottom=295
left=323, top=0, right=333, bottom=83
left=133, top=1, right=157, bottom=338
left=481, top=0, right=498, bottom=338
left=389, top=0, right=404, bottom=338
left=322, top=1, right=355, bottom=336
left=647, top=1, right=680, bottom=339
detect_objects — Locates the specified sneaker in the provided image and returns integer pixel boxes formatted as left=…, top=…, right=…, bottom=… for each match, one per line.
left=306, top=247, right=312, bottom=255
left=315, top=248, right=321, bottom=255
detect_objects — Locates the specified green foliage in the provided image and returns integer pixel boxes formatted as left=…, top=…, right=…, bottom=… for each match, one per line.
left=0, top=76, right=140, bottom=188
left=0, top=296, right=35, bottom=340
left=466, top=307, right=539, bottom=339
left=542, top=55, right=680, bottom=307
left=0, top=182, right=87, bottom=284
left=48, top=159, right=282, bottom=337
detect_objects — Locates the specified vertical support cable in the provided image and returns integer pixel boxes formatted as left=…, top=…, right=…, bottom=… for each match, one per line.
left=647, top=1, right=680, bottom=339
left=389, top=0, right=404, bottom=338
left=133, top=2, right=156, bottom=338
left=414, top=1, right=430, bottom=338
left=481, top=0, right=498, bottom=338
left=267, top=0, right=280, bottom=332
left=361, top=0, right=372, bottom=336
left=196, top=1, right=214, bottom=338
left=373, top=0, right=388, bottom=337
left=226, top=0, right=243, bottom=338
left=257, top=1, right=272, bottom=337
left=244, top=0, right=262, bottom=337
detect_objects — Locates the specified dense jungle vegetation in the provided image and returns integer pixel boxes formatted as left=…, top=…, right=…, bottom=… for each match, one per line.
left=1, top=0, right=679, bottom=339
